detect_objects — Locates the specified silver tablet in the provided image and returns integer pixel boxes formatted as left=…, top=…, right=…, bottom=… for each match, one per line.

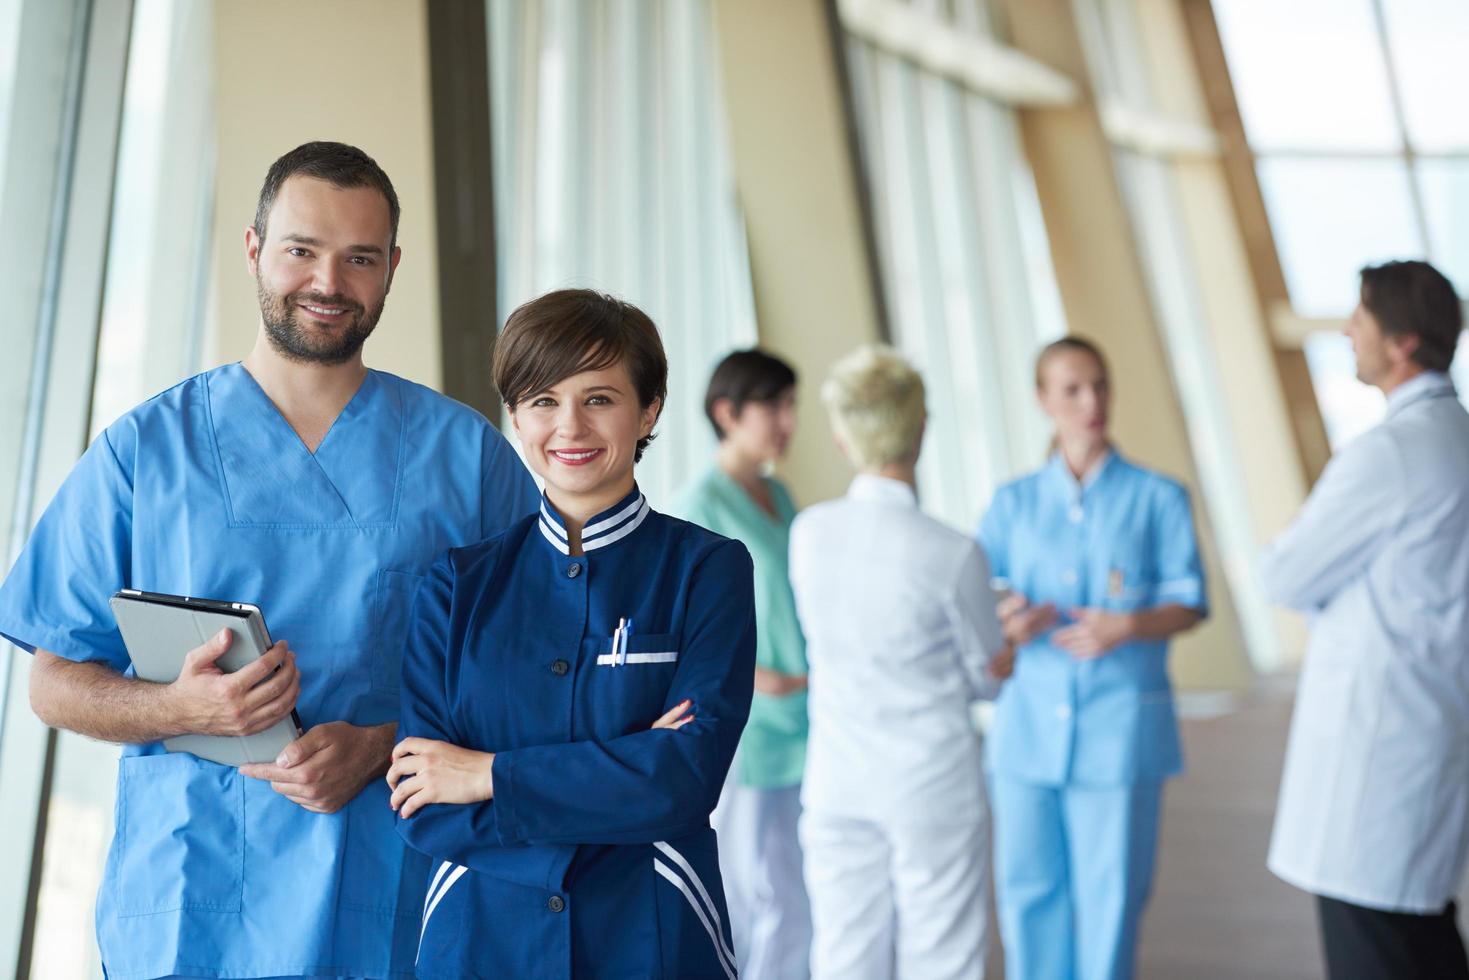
left=109, top=590, right=304, bottom=767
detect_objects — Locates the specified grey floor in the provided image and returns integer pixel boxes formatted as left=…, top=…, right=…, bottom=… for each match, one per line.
left=1136, top=680, right=1325, bottom=979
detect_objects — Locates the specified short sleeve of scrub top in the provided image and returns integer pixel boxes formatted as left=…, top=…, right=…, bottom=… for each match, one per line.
left=977, top=484, right=1013, bottom=587
left=480, top=427, right=541, bottom=540
left=1151, top=482, right=1208, bottom=615
left=0, top=426, right=134, bottom=669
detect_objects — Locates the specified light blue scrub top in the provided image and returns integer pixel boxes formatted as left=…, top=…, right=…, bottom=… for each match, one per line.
left=0, top=364, right=538, bottom=979
left=977, top=451, right=1207, bottom=787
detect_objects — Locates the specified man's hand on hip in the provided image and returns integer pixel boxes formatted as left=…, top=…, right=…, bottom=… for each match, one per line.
left=241, top=721, right=396, bottom=814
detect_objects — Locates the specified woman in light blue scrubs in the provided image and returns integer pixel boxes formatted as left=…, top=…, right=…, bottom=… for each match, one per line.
left=977, top=337, right=1208, bottom=980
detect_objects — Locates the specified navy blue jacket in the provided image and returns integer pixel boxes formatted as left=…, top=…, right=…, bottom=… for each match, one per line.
left=398, top=485, right=755, bottom=978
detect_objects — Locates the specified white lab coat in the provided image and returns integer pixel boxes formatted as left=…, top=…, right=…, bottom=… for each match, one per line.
left=1262, top=371, right=1469, bottom=913
left=789, top=474, right=1004, bottom=979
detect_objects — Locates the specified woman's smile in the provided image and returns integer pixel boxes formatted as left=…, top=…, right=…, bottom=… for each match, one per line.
left=549, top=448, right=605, bottom=466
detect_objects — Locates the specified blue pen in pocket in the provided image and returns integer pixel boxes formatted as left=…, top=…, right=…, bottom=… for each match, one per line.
left=611, top=617, right=636, bottom=667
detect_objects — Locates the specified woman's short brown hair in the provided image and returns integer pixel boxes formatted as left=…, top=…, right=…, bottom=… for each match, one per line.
left=492, top=289, right=669, bottom=462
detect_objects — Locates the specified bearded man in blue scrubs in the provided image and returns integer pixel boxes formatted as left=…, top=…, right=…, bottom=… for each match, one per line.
left=0, top=142, right=538, bottom=979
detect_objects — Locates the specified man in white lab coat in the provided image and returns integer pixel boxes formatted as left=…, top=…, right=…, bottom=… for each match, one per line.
left=1262, top=259, right=1469, bottom=980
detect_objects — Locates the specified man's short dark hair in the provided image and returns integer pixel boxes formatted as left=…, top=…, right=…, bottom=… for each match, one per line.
left=254, top=142, right=401, bottom=250
left=492, top=289, right=668, bottom=462
left=703, top=349, right=798, bottom=440
left=1360, top=260, right=1463, bottom=373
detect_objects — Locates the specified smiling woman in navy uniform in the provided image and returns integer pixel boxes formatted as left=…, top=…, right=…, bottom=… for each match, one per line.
left=387, top=289, right=756, bottom=979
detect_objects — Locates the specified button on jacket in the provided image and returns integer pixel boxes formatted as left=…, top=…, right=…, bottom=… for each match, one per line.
left=1263, top=371, right=1469, bottom=913
left=398, top=486, right=756, bottom=979
left=978, top=452, right=1208, bottom=787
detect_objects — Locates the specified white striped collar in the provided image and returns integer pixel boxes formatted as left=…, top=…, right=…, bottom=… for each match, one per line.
left=537, top=486, right=651, bottom=556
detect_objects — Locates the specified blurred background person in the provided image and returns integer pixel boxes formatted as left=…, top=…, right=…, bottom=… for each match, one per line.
left=1262, top=261, right=1469, bottom=980
left=790, top=344, right=1007, bottom=980
left=676, top=348, right=812, bottom=979
left=978, top=337, right=1208, bottom=980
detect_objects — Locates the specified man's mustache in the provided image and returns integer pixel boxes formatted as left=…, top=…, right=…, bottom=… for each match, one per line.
left=290, top=292, right=363, bottom=314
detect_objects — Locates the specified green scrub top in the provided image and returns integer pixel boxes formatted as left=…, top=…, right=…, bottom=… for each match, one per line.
left=675, top=465, right=808, bottom=788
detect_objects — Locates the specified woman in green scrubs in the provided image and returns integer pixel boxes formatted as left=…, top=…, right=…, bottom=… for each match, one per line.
left=676, top=349, right=811, bottom=980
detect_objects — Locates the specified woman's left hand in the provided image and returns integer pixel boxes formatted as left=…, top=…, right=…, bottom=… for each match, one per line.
left=387, top=737, right=495, bottom=818
left=1052, top=608, right=1134, bottom=659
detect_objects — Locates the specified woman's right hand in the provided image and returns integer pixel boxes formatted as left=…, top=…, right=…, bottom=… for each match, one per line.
left=652, top=699, right=695, bottom=731
left=998, top=593, right=1058, bottom=648
left=387, top=737, right=496, bottom=818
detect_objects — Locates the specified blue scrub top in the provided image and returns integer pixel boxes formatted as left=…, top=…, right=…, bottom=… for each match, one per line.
left=0, top=363, right=539, bottom=979
left=398, top=485, right=755, bottom=979
left=977, top=451, right=1207, bottom=787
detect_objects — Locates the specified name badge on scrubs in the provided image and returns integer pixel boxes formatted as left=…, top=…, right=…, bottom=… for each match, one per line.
left=1108, top=568, right=1125, bottom=598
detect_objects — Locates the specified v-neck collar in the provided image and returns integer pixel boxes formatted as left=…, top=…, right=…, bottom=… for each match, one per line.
left=711, top=466, right=787, bottom=527
left=234, top=361, right=373, bottom=458
left=208, top=363, right=405, bottom=528
left=1046, top=448, right=1116, bottom=501
left=538, top=484, right=650, bottom=556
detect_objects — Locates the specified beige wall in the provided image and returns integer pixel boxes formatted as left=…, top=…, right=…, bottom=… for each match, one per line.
left=712, top=0, right=886, bottom=506
left=209, top=0, right=441, bottom=389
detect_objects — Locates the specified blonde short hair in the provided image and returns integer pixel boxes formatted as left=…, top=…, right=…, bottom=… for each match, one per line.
left=821, top=345, right=926, bottom=469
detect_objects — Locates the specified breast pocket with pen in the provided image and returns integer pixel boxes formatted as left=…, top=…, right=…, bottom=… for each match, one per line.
left=582, top=629, right=682, bottom=737
left=597, top=620, right=680, bottom=667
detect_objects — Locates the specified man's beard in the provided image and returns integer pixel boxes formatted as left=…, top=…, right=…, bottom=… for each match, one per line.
left=257, top=277, right=385, bottom=365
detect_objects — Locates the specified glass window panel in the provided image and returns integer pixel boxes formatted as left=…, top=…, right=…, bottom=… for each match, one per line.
left=1302, top=330, right=1385, bottom=448
left=1112, top=148, right=1280, bottom=668
left=1071, top=0, right=1154, bottom=109
left=29, top=1, right=215, bottom=974
left=488, top=0, right=757, bottom=508
left=1417, top=159, right=1469, bottom=293
left=0, top=0, right=20, bottom=189
left=1257, top=157, right=1424, bottom=316
left=1299, top=332, right=1469, bottom=451
left=1212, top=0, right=1400, bottom=152
left=1381, top=0, right=1469, bottom=152
left=90, top=0, right=214, bottom=436
left=845, top=28, right=1068, bottom=530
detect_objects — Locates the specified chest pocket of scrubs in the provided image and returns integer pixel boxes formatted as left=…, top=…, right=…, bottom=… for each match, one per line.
left=1100, top=547, right=1155, bottom=612
left=112, top=754, right=243, bottom=915
left=586, top=632, right=680, bottom=737
left=373, top=569, right=423, bottom=694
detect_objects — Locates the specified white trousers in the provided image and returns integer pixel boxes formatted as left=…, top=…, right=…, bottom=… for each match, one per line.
left=713, top=780, right=813, bottom=979
left=800, top=809, right=991, bottom=980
